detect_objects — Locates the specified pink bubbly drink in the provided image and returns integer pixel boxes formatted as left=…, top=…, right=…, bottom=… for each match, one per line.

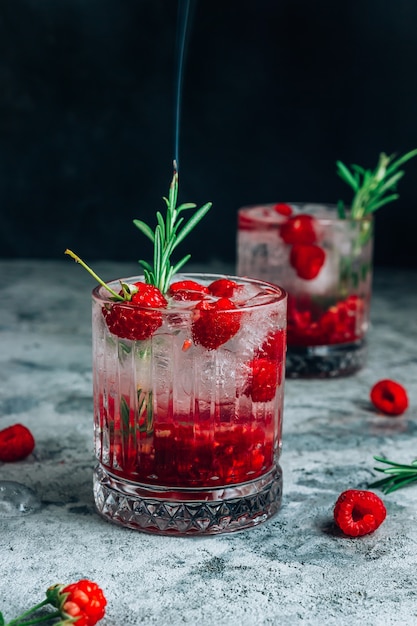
left=237, top=203, right=373, bottom=378
left=92, top=273, right=287, bottom=534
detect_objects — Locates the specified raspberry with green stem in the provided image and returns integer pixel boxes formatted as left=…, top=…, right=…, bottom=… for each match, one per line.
left=0, top=579, right=106, bottom=626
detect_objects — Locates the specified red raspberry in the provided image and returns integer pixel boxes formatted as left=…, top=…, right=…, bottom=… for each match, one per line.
left=370, top=379, right=409, bottom=416
left=168, top=280, right=210, bottom=301
left=273, top=203, right=293, bottom=217
left=0, top=424, right=35, bottom=462
left=208, top=278, right=241, bottom=298
left=245, top=358, right=280, bottom=402
left=333, top=489, right=386, bottom=537
left=48, top=579, right=106, bottom=626
left=238, top=212, right=258, bottom=231
left=103, top=282, right=167, bottom=341
left=259, top=329, right=286, bottom=360
left=289, top=243, right=326, bottom=280
left=318, top=295, right=364, bottom=344
left=192, top=297, right=241, bottom=349
left=279, top=214, right=318, bottom=245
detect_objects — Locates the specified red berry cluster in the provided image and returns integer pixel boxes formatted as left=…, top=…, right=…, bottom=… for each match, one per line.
left=279, top=213, right=326, bottom=280
left=287, top=294, right=365, bottom=346
left=56, top=579, right=107, bottom=626
left=103, top=278, right=245, bottom=349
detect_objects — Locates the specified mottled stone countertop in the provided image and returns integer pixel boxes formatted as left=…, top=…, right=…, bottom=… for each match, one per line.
left=1, top=260, right=417, bottom=626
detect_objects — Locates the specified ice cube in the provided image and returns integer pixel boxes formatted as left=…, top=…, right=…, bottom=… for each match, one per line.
left=231, top=309, right=280, bottom=360
left=191, top=348, right=250, bottom=404
left=0, top=481, right=41, bottom=517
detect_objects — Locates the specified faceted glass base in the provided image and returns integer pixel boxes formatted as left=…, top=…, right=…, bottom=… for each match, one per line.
left=286, top=339, right=367, bottom=378
left=93, top=464, right=282, bottom=535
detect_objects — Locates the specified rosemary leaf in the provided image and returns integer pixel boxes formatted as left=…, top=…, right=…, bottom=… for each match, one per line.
left=375, top=170, right=404, bottom=195
left=176, top=202, right=197, bottom=212
left=337, top=200, right=346, bottom=219
left=172, top=254, right=191, bottom=275
left=351, top=164, right=365, bottom=175
left=156, top=211, right=166, bottom=241
left=173, top=202, right=212, bottom=249
left=336, top=160, right=359, bottom=191
left=364, top=194, right=400, bottom=215
left=133, top=219, right=155, bottom=243
left=138, top=259, right=153, bottom=273
left=385, top=148, right=417, bottom=174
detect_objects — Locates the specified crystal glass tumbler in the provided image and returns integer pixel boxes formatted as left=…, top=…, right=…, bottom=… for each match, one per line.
left=92, top=273, right=287, bottom=535
left=237, top=204, right=373, bottom=378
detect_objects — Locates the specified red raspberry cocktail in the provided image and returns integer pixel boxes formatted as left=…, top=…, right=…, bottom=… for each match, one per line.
left=237, top=203, right=373, bottom=377
left=93, top=273, right=287, bottom=534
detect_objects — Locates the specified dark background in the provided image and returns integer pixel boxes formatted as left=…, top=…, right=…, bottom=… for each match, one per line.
left=1, top=0, right=417, bottom=268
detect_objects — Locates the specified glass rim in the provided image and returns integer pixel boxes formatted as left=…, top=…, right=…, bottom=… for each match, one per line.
left=92, top=272, right=287, bottom=313
left=238, top=202, right=374, bottom=224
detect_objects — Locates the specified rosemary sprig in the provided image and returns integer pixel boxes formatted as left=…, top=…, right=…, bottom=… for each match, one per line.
left=133, top=165, right=212, bottom=294
left=368, top=455, right=417, bottom=494
left=65, top=249, right=139, bottom=302
left=336, top=149, right=417, bottom=219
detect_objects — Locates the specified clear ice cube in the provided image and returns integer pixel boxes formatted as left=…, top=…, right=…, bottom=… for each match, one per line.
left=0, top=481, right=41, bottom=517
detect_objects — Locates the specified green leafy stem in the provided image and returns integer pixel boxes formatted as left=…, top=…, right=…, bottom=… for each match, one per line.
left=120, top=388, right=153, bottom=444
left=369, top=455, right=417, bottom=494
left=133, top=166, right=212, bottom=294
left=334, top=149, right=417, bottom=291
left=336, top=149, right=417, bottom=220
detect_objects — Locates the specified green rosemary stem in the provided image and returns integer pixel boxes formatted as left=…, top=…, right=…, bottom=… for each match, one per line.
left=336, top=148, right=417, bottom=220
left=369, top=455, right=417, bottom=494
left=64, top=250, right=124, bottom=301
left=66, top=166, right=212, bottom=297
left=133, top=166, right=212, bottom=294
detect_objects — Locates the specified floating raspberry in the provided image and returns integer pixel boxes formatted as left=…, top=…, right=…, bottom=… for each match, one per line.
left=103, top=282, right=167, bottom=341
left=289, top=243, right=326, bottom=280
left=333, top=489, right=386, bottom=537
left=192, top=297, right=241, bottom=349
left=273, top=203, right=293, bottom=217
left=208, top=278, right=241, bottom=298
left=168, top=280, right=210, bottom=301
left=259, top=329, right=286, bottom=360
left=279, top=214, right=318, bottom=245
left=245, top=358, right=280, bottom=402
left=238, top=212, right=258, bottom=231
left=0, top=424, right=35, bottom=462
left=370, top=379, right=409, bottom=416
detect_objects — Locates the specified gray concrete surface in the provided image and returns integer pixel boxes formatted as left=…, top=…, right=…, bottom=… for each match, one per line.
left=1, top=260, right=416, bottom=625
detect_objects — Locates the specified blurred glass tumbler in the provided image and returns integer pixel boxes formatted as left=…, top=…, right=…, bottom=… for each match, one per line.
left=92, top=273, right=287, bottom=535
left=237, top=204, right=373, bottom=378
